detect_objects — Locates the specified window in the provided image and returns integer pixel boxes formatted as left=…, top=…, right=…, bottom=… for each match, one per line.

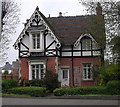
left=81, top=37, right=91, bottom=50
left=61, top=68, right=69, bottom=79
left=83, top=64, right=92, bottom=80
left=31, top=64, right=45, bottom=79
left=29, top=32, right=43, bottom=52
left=32, top=34, right=40, bottom=49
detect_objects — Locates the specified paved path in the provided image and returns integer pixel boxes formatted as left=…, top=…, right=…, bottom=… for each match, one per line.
left=2, top=97, right=120, bottom=105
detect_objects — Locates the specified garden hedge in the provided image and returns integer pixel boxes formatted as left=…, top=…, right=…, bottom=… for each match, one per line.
left=2, top=79, right=18, bottom=92
left=106, top=80, right=120, bottom=95
left=8, top=87, right=46, bottom=97
left=53, top=86, right=107, bottom=96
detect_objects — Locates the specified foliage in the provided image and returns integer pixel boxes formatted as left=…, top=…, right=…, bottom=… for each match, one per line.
left=79, top=1, right=119, bottom=40
left=19, top=71, right=59, bottom=92
left=53, top=86, right=106, bottom=96
left=8, top=87, right=46, bottom=97
left=2, top=79, right=18, bottom=92
left=3, top=70, right=9, bottom=74
left=25, top=79, right=44, bottom=87
left=106, top=81, right=120, bottom=95
left=110, top=36, right=120, bottom=62
left=92, top=63, right=120, bottom=86
left=0, top=1, right=20, bottom=64
left=43, top=71, right=59, bottom=92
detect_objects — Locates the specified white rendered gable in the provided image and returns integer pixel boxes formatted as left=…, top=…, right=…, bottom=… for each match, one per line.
left=13, top=7, right=61, bottom=50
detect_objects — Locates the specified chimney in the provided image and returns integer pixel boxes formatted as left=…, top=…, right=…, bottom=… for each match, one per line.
left=6, top=62, right=9, bottom=64
left=59, top=12, right=62, bottom=17
left=96, top=2, right=102, bottom=20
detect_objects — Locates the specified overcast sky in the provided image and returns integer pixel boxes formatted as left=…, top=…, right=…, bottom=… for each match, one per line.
left=5, top=0, right=87, bottom=66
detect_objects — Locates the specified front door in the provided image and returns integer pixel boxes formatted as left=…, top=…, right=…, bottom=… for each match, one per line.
left=61, top=68, right=69, bottom=87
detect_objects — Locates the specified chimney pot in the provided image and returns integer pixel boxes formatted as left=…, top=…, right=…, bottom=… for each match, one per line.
left=59, top=12, right=62, bottom=17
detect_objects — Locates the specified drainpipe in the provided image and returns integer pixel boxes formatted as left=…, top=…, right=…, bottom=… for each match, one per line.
left=71, top=45, right=74, bottom=87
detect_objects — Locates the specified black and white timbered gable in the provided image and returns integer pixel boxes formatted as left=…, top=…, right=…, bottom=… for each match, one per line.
left=14, top=7, right=101, bottom=58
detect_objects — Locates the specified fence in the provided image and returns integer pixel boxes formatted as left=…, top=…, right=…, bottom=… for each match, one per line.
left=2, top=74, right=19, bottom=81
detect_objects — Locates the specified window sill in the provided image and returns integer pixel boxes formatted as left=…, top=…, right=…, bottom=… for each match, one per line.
left=82, top=79, right=94, bottom=82
left=29, top=49, right=43, bottom=52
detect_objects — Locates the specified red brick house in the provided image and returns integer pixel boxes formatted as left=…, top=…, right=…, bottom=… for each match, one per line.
left=13, top=6, right=105, bottom=87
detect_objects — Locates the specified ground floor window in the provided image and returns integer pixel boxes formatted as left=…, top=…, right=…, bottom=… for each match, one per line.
left=30, top=63, right=46, bottom=80
left=83, top=63, right=92, bottom=80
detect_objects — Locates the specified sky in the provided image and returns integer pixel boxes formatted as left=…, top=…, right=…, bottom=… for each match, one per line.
left=4, top=0, right=87, bottom=66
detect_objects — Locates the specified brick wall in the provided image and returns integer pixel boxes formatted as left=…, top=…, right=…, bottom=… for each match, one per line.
left=19, top=57, right=100, bottom=87
left=2, top=74, right=19, bottom=81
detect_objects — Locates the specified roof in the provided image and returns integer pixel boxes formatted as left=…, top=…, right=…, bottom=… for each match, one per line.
left=47, top=16, right=89, bottom=45
left=2, top=63, right=12, bottom=70
left=12, top=61, right=19, bottom=69
left=14, top=7, right=104, bottom=48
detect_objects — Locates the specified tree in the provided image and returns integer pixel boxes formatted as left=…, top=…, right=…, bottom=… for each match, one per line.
left=0, top=0, right=20, bottom=64
left=79, top=1, right=119, bottom=63
left=110, top=36, right=120, bottom=63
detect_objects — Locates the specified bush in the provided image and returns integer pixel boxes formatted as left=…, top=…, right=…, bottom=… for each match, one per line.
left=53, top=86, right=107, bottom=96
left=43, top=71, right=59, bottom=92
left=25, top=79, right=44, bottom=87
left=2, top=79, right=18, bottom=92
left=4, top=70, right=9, bottom=74
left=106, top=81, right=120, bottom=95
left=8, top=87, right=46, bottom=97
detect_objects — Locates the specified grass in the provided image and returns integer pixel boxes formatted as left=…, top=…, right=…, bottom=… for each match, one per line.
left=72, top=94, right=120, bottom=96
left=2, top=93, right=31, bottom=97
left=2, top=92, right=120, bottom=97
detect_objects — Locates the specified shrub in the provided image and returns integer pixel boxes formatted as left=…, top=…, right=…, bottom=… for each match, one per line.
left=2, top=79, right=18, bottom=92
left=53, top=86, right=107, bottom=96
left=106, top=81, right=120, bottom=95
left=43, top=71, right=59, bottom=92
left=25, top=79, right=44, bottom=87
left=4, top=70, right=9, bottom=74
left=8, top=87, right=46, bottom=97
left=53, top=88, right=66, bottom=96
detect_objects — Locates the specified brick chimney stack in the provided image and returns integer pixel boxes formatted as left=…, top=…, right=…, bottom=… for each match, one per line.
left=6, top=62, right=9, bottom=64
left=96, top=2, right=102, bottom=20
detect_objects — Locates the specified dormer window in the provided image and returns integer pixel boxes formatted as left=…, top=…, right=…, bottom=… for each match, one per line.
left=81, top=37, right=91, bottom=50
left=29, top=32, right=43, bottom=52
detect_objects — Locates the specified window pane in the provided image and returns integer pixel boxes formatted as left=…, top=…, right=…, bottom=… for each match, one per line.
left=84, top=69, right=87, bottom=79
left=32, top=70, right=35, bottom=79
left=36, top=65, right=39, bottom=68
left=31, top=65, right=35, bottom=69
left=82, top=38, right=91, bottom=50
left=36, top=69, right=39, bottom=79
left=88, top=68, right=91, bottom=79
left=37, top=36, right=40, bottom=49
left=63, top=69, right=68, bottom=79
left=41, top=69, right=44, bottom=79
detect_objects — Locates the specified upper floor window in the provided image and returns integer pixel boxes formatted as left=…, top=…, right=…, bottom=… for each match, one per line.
left=29, top=32, right=43, bottom=52
left=33, top=34, right=40, bottom=49
left=81, top=37, right=91, bottom=50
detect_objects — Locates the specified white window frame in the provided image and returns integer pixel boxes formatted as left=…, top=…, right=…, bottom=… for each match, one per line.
left=28, top=61, right=46, bottom=80
left=29, top=31, right=43, bottom=52
left=81, top=37, right=91, bottom=50
left=82, top=63, right=93, bottom=80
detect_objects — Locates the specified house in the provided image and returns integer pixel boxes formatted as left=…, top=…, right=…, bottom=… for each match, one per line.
left=12, top=59, right=19, bottom=76
left=13, top=5, right=105, bottom=87
left=1, top=62, right=12, bottom=74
